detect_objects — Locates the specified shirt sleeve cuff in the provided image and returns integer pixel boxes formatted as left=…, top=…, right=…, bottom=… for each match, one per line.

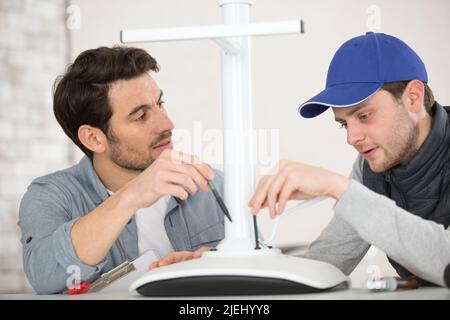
left=52, top=218, right=107, bottom=281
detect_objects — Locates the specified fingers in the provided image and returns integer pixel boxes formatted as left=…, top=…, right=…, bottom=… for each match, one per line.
left=161, top=184, right=190, bottom=201
left=130, top=150, right=214, bottom=209
left=149, top=251, right=189, bottom=270
left=248, top=161, right=296, bottom=218
left=193, top=246, right=211, bottom=258
left=164, top=171, right=198, bottom=196
left=248, top=176, right=266, bottom=212
left=248, top=175, right=275, bottom=215
left=148, top=249, right=207, bottom=270
left=161, top=151, right=213, bottom=193
left=276, top=179, right=295, bottom=216
left=149, top=253, right=176, bottom=270
left=163, top=150, right=214, bottom=181
left=266, top=165, right=293, bottom=218
left=192, top=161, right=214, bottom=183
left=172, top=162, right=210, bottom=193
left=260, top=199, right=269, bottom=210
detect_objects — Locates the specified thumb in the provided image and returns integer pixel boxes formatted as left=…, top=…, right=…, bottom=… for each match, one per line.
left=193, top=246, right=211, bottom=258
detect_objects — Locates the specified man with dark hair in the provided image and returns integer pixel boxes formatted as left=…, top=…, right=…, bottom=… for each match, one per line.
left=249, top=33, right=450, bottom=287
left=18, top=46, right=225, bottom=294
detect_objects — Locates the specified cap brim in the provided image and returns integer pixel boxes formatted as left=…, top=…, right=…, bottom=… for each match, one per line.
left=298, top=82, right=383, bottom=118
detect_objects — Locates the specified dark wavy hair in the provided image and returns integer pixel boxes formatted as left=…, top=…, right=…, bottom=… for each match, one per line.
left=53, top=46, right=159, bottom=158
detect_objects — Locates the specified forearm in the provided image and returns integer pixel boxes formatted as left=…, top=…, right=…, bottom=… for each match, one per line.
left=325, top=173, right=351, bottom=199
left=335, top=180, right=450, bottom=287
left=71, top=189, right=137, bottom=266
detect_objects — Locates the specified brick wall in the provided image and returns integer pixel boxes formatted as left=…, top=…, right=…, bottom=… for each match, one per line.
left=0, top=0, right=71, bottom=293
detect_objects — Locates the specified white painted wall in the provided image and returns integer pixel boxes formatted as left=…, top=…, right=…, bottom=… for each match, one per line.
left=1, top=0, right=449, bottom=292
left=0, top=0, right=69, bottom=293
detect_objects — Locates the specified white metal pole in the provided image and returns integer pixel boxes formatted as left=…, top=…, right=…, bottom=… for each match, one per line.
left=216, top=0, right=256, bottom=252
left=120, top=20, right=303, bottom=43
left=119, top=0, right=304, bottom=252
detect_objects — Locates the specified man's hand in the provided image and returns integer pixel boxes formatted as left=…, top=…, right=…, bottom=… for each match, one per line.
left=248, top=160, right=350, bottom=218
left=149, top=247, right=211, bottom=270
left=120, top=149, right=214, bottom=211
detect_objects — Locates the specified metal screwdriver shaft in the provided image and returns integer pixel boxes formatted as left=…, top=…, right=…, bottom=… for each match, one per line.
left=208, top=180, right=232, bottom=222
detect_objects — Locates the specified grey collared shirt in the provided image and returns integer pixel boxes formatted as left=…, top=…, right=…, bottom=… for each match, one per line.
left=18, top=156, right=225, bottom=294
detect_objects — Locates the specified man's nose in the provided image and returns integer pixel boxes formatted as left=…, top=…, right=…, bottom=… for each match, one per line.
left=346, top=124, right=365, bottom=146
left=153, top=108, right=174, bottom=133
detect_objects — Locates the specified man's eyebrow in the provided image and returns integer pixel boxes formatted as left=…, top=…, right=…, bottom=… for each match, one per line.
left=127, top=90, right=164, bottom=118
left=334, top=103, right=368, bottom=122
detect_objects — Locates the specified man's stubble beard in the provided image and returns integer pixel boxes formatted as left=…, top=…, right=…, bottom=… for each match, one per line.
left=108, top=130, right=172, bottom=172
left=370, top=104, right=419, bottom=172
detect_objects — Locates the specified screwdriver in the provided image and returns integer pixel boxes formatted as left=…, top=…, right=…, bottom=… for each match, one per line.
left=207, top=180, right=232, bottom=222
left=174, top=180, right=233, bottom=223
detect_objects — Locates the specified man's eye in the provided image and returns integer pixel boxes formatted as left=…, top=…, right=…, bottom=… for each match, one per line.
left=339, top=123, right=347, bottom=129
left=359, top=113, right=370, bottom=121
left=158, top=100, right=165, bottom=108
left=137, top=112, right=146, bottom=121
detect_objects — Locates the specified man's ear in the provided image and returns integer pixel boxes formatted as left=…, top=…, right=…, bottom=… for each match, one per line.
left=403, top=80, right=425, bottom=114
left=78, top=125, right=108, bottom=154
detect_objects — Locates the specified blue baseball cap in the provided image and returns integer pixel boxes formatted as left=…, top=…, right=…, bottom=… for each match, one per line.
left=298, top=32, right=428, bottom=118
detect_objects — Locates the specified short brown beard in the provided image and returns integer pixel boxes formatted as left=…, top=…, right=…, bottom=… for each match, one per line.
left=107, top=129, right=172, bottom=172
left=393, top=123, right=419, bottom=166
left=372, top=102, right=420, bottom=172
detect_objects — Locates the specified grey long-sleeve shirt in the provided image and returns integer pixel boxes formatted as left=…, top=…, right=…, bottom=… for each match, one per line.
left=303, top=155, right=450, bottom=287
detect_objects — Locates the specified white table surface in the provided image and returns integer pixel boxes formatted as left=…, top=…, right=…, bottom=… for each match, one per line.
left=1, top=287, right=449, bottom=300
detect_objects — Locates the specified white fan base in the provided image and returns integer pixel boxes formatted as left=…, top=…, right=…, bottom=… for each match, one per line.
left=130, top=248, right=350, bottom=296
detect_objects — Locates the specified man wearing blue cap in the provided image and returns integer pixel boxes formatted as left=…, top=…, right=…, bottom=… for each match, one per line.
left=249, top=32, right=450, bottom=287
